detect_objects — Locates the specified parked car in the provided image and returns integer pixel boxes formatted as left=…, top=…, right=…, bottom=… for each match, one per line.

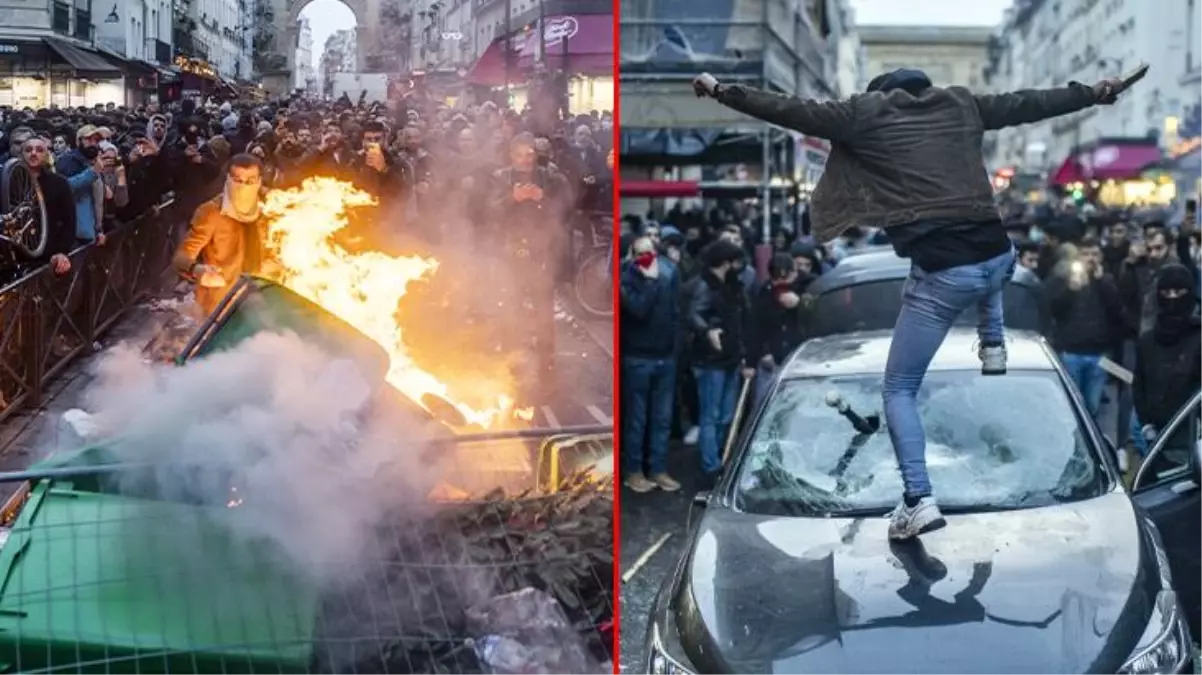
left=805, top=247, right=1051, bottom=338
left=646, top=328, right=1199, bottom=674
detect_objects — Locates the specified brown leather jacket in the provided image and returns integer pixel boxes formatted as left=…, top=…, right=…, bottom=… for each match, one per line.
left=173, top=195, right=267, bottom=315
left=714, top=83, right=1099, bottom=242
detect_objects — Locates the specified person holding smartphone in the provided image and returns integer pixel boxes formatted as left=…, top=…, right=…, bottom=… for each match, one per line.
left=694, top=64, right=1141, bottom=540
left=489, top=132, right=572, bottom=379
left=50, top=124, right=109, bottom=248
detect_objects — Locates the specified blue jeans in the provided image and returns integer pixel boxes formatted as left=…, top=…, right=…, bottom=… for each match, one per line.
left=1060, top=352, right=1106, bottom=420
left=883, top=248, right=1016, bottom=498
left=694, top=366, right=740, bottom=475
left=621, top=356, right=676, bottom=476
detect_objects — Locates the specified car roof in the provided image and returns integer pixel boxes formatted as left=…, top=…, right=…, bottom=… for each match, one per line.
left=780, top=327, right=1054, bottom=379
left=808, top=247, right=1040, bottom=293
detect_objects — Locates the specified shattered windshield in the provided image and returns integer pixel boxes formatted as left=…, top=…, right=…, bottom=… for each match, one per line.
left=733, top=371, right=1108, bottom=516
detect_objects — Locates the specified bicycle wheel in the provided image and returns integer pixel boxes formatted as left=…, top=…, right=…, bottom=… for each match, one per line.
left=0, top=159, right=49, bottom=258
left=573, top=246, right=613, bottom=318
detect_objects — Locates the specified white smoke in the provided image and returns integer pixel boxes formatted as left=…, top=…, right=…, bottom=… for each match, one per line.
left=79, top=330, right=446, bottom=585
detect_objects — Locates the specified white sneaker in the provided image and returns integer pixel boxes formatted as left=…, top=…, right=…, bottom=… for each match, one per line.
left=978, top=345, right=1007, bottom=376
left=683, top=426, right=699, bottom=446
left=888, top=496, right=947, bottom=540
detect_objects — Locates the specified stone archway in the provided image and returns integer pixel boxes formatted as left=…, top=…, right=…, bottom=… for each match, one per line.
left=259, top=0, right=376, bottom=95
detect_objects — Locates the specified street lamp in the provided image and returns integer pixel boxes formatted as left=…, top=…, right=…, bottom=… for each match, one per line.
left=105, top=4, right=119, bottom=23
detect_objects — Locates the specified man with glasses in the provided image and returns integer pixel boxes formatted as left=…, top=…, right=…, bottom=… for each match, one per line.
left=172, top=154, right=272, bottom=316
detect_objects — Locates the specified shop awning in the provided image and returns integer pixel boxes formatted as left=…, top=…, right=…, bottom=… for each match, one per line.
left=620, top=180, right=699, bottom=198
left=516, top=15, right=612, bottom=74
left=1049, top=158, right=1084, bottom=186
left=44, top=37, right=121, bottom=77
left=1052, top=142, right=1163, bottom=185
left=467, top=37, right=518, bottom=86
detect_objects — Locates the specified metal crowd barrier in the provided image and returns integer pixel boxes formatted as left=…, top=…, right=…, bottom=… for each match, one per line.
left=536, top=428, right=614, bottom=494
left=0, top=198, right=182, bottom=426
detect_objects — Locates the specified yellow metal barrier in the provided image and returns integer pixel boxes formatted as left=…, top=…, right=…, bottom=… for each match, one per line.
left=537, top=432, right=613, bottom=494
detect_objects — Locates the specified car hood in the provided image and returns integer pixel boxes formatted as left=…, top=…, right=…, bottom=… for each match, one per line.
left=676, top=491, right=1154, bottom=674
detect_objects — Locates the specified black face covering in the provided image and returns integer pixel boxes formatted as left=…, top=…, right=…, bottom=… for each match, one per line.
left=1154, top=264, right=1197, bottom=344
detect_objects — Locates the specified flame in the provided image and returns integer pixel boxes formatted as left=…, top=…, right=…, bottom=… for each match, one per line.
left=260, top=177, right=517, bottom=428
left=513, top=406, right=535, bottom=421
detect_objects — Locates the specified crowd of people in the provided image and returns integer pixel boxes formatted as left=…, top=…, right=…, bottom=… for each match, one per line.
left=618, top=199, right=1202, bottom=492
left=0, top=85, right=614, bottom=383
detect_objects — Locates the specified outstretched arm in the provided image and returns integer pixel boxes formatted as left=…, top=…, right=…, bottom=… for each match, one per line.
left=972, top=78, right=1120, bottom=130
left=696, top=75, right=856, bottom=143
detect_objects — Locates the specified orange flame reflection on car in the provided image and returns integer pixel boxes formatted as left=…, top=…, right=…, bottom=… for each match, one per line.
left=260, top=177, right=522, bottom=429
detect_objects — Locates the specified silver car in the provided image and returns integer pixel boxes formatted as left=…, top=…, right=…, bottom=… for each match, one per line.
left=646, top=328, right=1199, bottom=674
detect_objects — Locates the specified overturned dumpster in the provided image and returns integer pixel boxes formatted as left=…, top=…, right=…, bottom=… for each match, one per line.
left=0, top=277, right=613, bottom=674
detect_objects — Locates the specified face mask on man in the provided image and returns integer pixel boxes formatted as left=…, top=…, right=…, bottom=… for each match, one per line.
left=223, top=174, right=261, bottom=220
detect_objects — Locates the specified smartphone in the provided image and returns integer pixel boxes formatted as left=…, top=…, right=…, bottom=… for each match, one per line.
left=1186, top=198, right=1197, bottom=220
left=1116, top=64, right=1149, bottom=94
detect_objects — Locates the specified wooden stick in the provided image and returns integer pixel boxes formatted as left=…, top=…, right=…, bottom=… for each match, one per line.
left=621, top=532, right=672, bottom=584
left=721, top=374, right=754, bottom=465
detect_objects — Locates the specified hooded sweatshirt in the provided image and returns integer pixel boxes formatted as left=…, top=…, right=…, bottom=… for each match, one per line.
left=1133, top=264, right=1201, bottom=428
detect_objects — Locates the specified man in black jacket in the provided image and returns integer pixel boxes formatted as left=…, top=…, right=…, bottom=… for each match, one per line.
left=1129, top=264, right=1202, bottom=478
left=748, top=253, right=805, bottom=406
left=620, top=235, right=682, bottom=493
left=1133, top=264, right=1200, bottom=442
left=687, top=240, right=751, bottom=482
left=19, top=136, right=75, bottom=275
left=1046, top=238, right=1127, bottom=421
left=693, top=66, right=1132, bottom=539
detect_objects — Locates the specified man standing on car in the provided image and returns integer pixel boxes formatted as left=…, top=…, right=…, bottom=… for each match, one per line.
left=693, top=66, right=1133, bottom=539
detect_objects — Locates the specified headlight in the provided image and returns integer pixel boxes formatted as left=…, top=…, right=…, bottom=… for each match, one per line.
left=1118, top=590, right=1192, bottom=674
left=646, top=582, right=696, bottom=675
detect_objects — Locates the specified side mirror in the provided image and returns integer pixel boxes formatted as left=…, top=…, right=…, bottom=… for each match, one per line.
left=692, top=491, right=710, bottom=507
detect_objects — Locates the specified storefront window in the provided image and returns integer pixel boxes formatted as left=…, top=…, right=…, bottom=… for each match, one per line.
left=569, top=75, right=613, bottom=114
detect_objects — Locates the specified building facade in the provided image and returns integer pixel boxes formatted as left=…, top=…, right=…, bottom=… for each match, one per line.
left=984, top=0, right=1201, bottom=175
left=857, top=24, right=992, bottom=90
left=319, top=28, right=355, bottom=94
left=189, top=0, right=250, bottom=78
left=294, top=16, right=314, bottom=91
left=0, top=0, right=181, bottom=106
left=831, top=0, right=862, bottom=96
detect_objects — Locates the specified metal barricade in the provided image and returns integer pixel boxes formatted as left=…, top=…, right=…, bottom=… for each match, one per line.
left=0, top=200, right=182, bottom=426
left=536, top=427, right=614, bottom=494
left=0, top=421, right=615, bottom=673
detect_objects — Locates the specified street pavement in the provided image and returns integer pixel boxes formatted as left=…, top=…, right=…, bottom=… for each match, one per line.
left=539, top=296, right=614, bottom=429
left=618, top=442, right=704, bottom=672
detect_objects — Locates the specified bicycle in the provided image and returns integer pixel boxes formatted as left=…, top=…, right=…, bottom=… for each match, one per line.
left=572, top=211, right=612, bottom=318
left=0, top=157, right=49, bottom=259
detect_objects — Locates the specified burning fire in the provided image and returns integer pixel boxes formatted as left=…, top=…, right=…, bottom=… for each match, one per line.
left=260, top=177, right=524, bottom=428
